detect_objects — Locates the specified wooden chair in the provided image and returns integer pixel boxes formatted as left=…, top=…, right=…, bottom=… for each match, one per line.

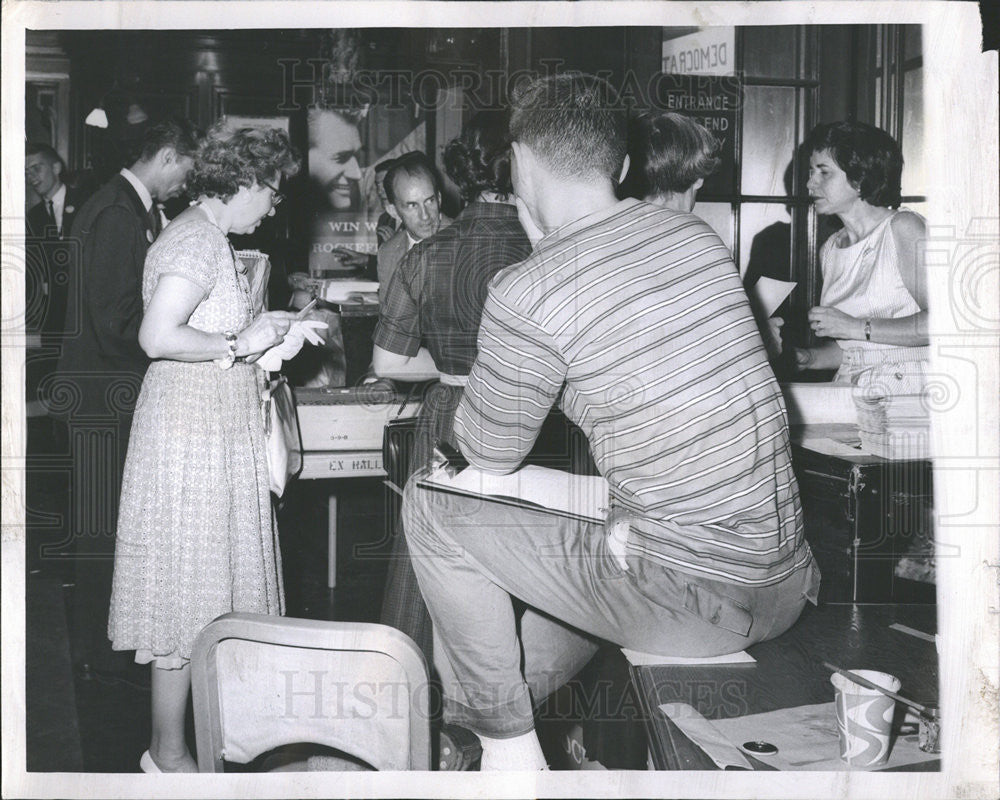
left=191, top=613, right=431, bottom=771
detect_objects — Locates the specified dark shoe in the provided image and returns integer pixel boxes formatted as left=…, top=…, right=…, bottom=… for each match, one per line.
left=437, top=724, right=481, bottom=771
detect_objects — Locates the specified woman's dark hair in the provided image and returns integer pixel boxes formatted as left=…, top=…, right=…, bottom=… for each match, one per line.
left=804, top=121, right=903, bottom=208
left=186, top=122, right=301, bottom=201
left=621, top=111, right=721, bottom=199
left=443, top=110, right=514, bottom=202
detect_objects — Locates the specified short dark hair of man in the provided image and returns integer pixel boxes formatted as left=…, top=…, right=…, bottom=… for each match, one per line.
left=25, top=142, right=66, bottom=172
left=623, top=111, right=721, bottom=199
left=803, top=121, right=903, bottom=208
left=186, top=124, right=301, bottom=201
left=135, top=117, right=203, bottom=164
left=509, top=72, right=627, bottom=181
left=384, top=151, right=441, bottom=206
left=443, top=109, right=514, bottom=202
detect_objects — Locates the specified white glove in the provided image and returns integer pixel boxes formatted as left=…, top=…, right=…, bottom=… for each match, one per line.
left=256, top=319, right=326, bottom=372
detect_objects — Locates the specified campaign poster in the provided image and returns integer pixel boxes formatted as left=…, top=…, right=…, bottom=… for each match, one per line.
left=306, top=104, right=425, bottom=275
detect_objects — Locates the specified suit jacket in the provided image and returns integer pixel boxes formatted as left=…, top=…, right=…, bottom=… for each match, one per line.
left=25, top=185, right=88, bottom=337
left=26, top=184, right=84, bottom=240
left=376, top=216, right=452, bottom=306
left=56, top=174, right=156, bottom=418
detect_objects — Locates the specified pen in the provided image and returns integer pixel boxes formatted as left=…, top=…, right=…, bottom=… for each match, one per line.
left=397, top=383, right=415, bottom=416
left=295, top=297, right=318, bottom=319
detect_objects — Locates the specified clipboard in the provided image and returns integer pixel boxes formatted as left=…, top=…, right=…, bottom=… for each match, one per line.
left=416, top=463, right=609, bottom=524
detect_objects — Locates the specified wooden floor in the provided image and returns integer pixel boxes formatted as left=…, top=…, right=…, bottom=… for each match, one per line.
left=632, top=602, right=939, bottom=771
left=23, top=415, right=936, bottom=773
left=24, top=456, right=389, bottom=773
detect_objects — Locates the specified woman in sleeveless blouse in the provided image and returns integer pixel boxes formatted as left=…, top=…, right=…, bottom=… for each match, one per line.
left=790, top=121, right=928, bottom=393
left=108, top=125, right=303, bottom=772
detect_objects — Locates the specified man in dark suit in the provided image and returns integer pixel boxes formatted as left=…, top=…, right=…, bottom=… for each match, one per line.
left=55, top=118, right=201, bottom=682
left=24, top=143, right=90, bottom=412
left=376, top=152, right=451, bottom=305
left=25, top=143, right=84, bottom=242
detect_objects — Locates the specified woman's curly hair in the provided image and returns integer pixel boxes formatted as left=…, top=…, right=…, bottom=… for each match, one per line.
left=186, top=121, right=301, bottom=201
left=804, top=121, right=903, bottom=208
left=443, top=110, right=514, bottom=203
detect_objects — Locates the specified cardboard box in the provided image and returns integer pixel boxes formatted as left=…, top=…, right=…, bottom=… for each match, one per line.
left=296, top=386, right=421, bottom=452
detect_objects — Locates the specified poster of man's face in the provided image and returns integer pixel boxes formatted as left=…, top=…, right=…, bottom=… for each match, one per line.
left=308, top=107, right=364, bottom=212
left=306, top=102, right=428, bottom=273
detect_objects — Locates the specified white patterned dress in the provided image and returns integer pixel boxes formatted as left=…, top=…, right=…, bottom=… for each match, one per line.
left=108, top=215, right=283, bottom=667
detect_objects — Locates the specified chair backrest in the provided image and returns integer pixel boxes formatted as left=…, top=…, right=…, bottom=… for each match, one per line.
left=191, top=613, right=431, bottom=772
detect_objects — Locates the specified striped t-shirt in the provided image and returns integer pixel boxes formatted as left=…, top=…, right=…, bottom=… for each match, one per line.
left=454, top=198, right=812, bottom=586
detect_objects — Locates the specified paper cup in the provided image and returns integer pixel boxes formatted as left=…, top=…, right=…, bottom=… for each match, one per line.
left=830, top=669, right=901, bottom=768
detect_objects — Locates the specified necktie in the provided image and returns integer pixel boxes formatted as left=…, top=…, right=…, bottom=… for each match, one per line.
left=44, top=199, right=56, bottom=232
left=148, top=205, right=162, bottom=239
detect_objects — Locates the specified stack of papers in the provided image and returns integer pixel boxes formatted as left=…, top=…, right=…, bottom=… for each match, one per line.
left=321, top=279, right=380, bottom=303
left=622, top=649, right=755, bottom=667
left=854, top=393, right=931, bottom=460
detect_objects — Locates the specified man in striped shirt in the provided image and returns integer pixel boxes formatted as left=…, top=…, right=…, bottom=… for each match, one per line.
left=402, top=73, right=819, bottom=771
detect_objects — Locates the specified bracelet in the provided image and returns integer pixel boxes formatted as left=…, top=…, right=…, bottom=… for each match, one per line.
left=864, top=319, right=872, bottom=341
left=216, top=331, right=239, bottom=370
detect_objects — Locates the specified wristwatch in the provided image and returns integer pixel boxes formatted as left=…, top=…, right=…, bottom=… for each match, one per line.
left=864, top=319, right=872, bottom=341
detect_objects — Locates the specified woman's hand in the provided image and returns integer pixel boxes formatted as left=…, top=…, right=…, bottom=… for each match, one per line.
left=763, top=316, right=784, bottom=359
left=237, top=310, right=297, bottom=357
left=807, top=305, right=864, bottom=340
left=794, top=340, right=845, bottom=372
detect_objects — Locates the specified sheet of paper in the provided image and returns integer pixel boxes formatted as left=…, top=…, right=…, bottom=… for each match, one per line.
left=657, top=703, right=754, bottom=770
left=708, top=702, right=940, bottom=771
left=622, top=648, right=756, bottom=667
left=798, top=437, right=867, bottom=459
left=781, top=382, right=858, bottom=426
left=320, top=279, right=380, bottom=302
left=421, top=464, right=609, bottom=523
left=750, top=277, right=796, bottom=318
left=889, top=623, right=937, bottom=644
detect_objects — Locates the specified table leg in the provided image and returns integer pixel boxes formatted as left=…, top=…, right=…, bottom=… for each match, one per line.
left=327, top=493, right=337, bottom=589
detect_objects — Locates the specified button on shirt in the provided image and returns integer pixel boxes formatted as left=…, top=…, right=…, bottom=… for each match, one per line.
left=48, top=183, right=67, bottom=235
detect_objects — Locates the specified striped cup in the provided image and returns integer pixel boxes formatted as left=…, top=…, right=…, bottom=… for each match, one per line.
left=830, top=669, right=901, bottom=768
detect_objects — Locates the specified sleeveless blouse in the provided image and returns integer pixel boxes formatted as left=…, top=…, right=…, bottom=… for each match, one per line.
left=819, top=208, right=928, bottom=386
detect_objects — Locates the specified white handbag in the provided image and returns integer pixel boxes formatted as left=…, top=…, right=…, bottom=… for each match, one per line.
left=262, top=374, right=303, bottom=497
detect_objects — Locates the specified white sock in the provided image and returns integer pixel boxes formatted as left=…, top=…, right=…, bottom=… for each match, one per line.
left=476, top=729, right=548, bottom=771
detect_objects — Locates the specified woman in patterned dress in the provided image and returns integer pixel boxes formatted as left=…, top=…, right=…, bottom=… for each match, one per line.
left=109, top=125, right=301, bottom=773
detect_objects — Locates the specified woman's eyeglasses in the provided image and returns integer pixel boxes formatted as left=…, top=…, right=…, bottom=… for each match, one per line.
left=260, top=179, right=285, bottom=208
